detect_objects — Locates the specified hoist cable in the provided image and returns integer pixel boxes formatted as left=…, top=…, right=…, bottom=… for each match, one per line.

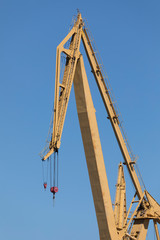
left=50, top=155, right=52, bottom=187
left=42, top=160, right=44, bottom=184
left=57, top=150, right=59, bottom=187
left=47, top=157, right=49, bottom=183
left=54, top=151, right=56, bottom=186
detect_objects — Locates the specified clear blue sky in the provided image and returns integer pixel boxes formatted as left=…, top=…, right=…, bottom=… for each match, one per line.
left=0, top=0, right=160, bottom=239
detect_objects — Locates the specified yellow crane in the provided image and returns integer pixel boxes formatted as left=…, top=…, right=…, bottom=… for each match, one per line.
left=41, top=13, right=160, bottom=240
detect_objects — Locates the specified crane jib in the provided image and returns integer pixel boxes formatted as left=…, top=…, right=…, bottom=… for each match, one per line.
left=40, top=12, right=160, bottom=240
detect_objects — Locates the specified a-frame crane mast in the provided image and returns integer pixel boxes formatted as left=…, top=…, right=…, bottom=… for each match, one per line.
left=41, top=13, right=160, bottom=240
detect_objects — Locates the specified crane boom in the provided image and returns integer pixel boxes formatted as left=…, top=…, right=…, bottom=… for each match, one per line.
left=43, top=13, right=143, bottom=200
left=74, top=55, right=118, bottom=239
left=43, top=14, right=83, bottom=160
left=81, top=28, right=143, bottom=199
left=41, top=12, right=160, bottom=240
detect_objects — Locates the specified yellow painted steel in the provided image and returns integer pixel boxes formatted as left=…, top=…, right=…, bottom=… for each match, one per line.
left=41, top=12, right=160, bottom=240
left=154, top=220, right=160, bottom=240
left=74, top=55, right=118, bottom=240
left=114, top=163, right=127, bottom=230
left=43, top=14, right=83, bottom=160
left=81, top=28, right=143, bottom=200
left=130, top=219, right=149, bottom=240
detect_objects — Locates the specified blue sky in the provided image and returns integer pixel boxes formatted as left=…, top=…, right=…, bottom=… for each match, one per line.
left=0, top=0, right=160, bottom=239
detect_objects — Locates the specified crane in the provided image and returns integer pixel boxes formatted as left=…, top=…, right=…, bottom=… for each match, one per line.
left=40, top=12, right=160, bottom=240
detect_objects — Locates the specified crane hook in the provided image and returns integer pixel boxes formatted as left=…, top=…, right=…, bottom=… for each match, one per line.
left=50, top=186, right=58, bottom=199
left=43, top=182, right=47, bottom=190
